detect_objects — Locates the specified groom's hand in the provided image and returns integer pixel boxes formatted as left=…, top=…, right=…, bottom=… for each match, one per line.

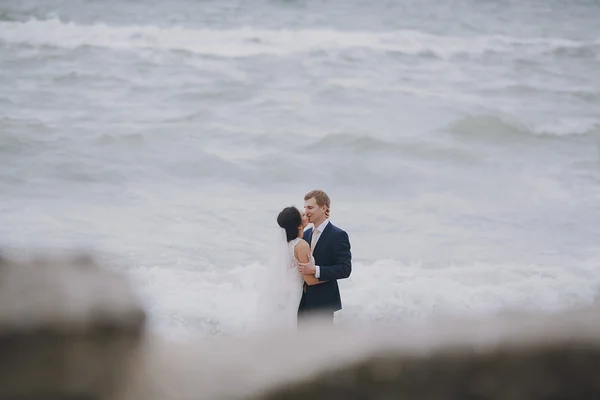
left=298, top=261, right=316, bottom=275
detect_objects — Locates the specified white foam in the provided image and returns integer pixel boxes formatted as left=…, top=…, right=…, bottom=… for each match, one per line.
left=0, top=18, right=594, bottom=59
left=126, top=257, right=600, bottom=341
left=533, top=118, right=600, bottom=137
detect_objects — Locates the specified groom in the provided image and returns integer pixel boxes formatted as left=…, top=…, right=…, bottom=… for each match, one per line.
left=297, top=189, right=352, bottom=324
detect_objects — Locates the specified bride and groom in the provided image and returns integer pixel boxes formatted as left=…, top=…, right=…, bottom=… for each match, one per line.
left=272, top=189, right=352, bottom=328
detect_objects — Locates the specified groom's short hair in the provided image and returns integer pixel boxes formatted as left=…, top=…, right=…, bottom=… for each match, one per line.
left=304, top=190, right=331, bottom=208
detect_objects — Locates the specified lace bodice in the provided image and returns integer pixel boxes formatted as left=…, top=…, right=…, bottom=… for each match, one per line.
left=287, top=237, right=314, bottom=270
left=287, top=237, right=302, bottom=270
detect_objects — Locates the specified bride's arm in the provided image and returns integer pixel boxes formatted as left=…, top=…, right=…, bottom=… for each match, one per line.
left=295, top=240, right=327, bottom=286
left=304, top=274, right=324, bottom=286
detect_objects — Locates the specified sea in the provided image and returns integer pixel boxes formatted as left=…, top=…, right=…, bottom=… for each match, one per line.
left=1, top=0, right=599, bottom=340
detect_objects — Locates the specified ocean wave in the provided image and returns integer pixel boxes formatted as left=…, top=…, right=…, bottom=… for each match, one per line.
left=0, top=18, right=597, bottom=59
left=481, top=83, right=600, bottom=102
left=0, top=117, right=54, bottom=155
left=0, top=6, right=58, bottom=23
left=50, top=70, right=130, bottom=85
left=446, top=115, right=600, bottom=141
left=304, top=133, right=391, bottom=152
left=0, top=124, right=482, bottom=187
left=551, top=42, right=600, bottom=59
left=301, top=132, right=482, bottom=165
left=0, top=11, right=12, bottom=22
left=534, top=119, right=600, bottom=137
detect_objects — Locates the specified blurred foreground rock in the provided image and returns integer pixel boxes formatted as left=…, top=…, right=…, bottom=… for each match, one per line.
left=124, top=308, right=600, bottom=400
left=2, top=253, right=600, bottom=400
left=0, top=254, right=146, bottom=400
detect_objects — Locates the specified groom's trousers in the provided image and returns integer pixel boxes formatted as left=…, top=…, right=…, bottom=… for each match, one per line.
left=297, top=310, right=334, bottom=328
left=297, top=296, right=334, bottom=327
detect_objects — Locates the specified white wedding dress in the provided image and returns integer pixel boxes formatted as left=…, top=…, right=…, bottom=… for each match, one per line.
left=262, top=238, right=304, bottom=329
left=257, top=232, right=311, bottom=330
left=277, top=237, right=306, bottom=327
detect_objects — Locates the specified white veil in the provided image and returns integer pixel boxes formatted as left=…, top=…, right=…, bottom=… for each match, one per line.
left=255, top=226, right=297, bottom=330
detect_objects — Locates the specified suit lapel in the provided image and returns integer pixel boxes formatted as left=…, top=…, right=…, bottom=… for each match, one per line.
left=304, top=227, right=313, bottom=244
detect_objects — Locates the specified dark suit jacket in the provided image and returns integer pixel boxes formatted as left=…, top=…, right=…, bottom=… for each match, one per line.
left=299, top=221, right=351, bottom=312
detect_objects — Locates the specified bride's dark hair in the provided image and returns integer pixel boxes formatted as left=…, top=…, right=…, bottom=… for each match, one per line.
left=277, top=206, right=302, bottom=242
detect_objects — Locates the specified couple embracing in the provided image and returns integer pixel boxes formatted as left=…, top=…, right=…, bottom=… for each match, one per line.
left=275, top=189, right=352, bottom=327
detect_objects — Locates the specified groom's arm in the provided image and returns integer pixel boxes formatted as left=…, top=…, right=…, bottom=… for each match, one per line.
left=316, top=231, right=351, bottom=281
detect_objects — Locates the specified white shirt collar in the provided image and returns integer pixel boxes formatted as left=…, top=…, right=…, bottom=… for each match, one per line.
left=313, top=219, right=330, bottom=233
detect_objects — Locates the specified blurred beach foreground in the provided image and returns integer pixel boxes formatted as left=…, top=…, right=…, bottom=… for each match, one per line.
left=1, top=253, right=599, bottom=400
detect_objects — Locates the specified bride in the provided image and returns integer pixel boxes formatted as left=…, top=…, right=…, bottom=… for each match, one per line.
left=260, top=206, right=323, bottom=329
